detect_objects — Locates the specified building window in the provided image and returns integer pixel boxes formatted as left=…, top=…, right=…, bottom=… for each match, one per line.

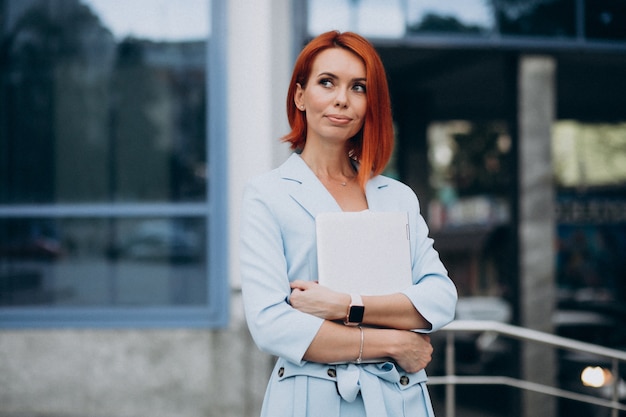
left=553, top=121, right=626, bottom=305
left=0, top=0, right=228, bottom=327
left=307, top=0, right=626, bottom=45
left=425, top=120, right=514, bottom=298
left=307, top=0, right=407, bottom=38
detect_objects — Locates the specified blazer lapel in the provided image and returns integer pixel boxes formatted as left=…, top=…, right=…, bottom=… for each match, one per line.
left=365, top=175, right=396, bottom=211
left=279, top=153, right=342, bottom=218
left=279, top=153, right=399, bottom=215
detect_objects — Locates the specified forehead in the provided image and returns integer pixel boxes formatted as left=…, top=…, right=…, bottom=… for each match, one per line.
left=311, top=47, right=366, bottom=78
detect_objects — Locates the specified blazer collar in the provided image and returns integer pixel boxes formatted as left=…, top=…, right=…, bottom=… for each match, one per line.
left=279, top=153, right=395, bottom=218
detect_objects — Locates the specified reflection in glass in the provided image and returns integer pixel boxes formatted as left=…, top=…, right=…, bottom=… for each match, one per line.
left=0, top=217, right=207, bottom=307
left=407, top=0, right=493, bottom=35
left=0, top=0, right=211, bottom=312
left=426, top=121, right=514, bottom=299
left=308, top=0, right=405, bottom=38
left=0, top=0, right=208, bottom=204
left=495, top=0, right=576, bottom=38
left=308, top=0, right=626, bottom=42
left=426, top=121, right=512, bottom=230
left=553, top=121, right=626, bottom=188
left=585, top=0, right=626, bottom=40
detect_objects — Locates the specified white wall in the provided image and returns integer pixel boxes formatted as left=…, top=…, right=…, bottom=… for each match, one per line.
left=227, top=0, right=292, bottom=289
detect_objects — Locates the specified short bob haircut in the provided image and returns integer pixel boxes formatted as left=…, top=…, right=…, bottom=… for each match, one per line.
left=282, top=31, right=394, bottom=190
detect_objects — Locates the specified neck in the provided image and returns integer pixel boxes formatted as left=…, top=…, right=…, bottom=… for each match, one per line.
left=301, top=152, right=354, bottom=178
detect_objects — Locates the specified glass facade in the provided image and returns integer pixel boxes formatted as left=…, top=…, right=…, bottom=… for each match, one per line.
left=426, top=121, right=513, bottom=297
left=306, top=0, right=626, bottom=303
left=553, top=122, right=626, bottom=188
left=406, top=0, right=495, bottom=35
left=0, top=0, right=226, bottom=326
left=0, top=216, right=207, bottom=307
left=308, top=0, right=406, bottom=38
left=309, top=0, right=626, bottom=43
left=494, top=0, right=576, bottom=37
left=304, top=2, right=626, bottom=413
left=1, top=1, right=208, bottom=205
left=553, top=122, right=626, bottom=304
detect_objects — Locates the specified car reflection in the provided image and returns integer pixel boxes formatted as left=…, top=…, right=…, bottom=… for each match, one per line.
left=107, top=220, right=202, bottom=263
left=0, top=220, right=64, bottom=260
left=0, top=236, right=64, bottom=260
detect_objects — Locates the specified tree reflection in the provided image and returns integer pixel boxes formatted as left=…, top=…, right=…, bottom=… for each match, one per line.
left=406, top=0, right=578, bottom=38
left=408, top=13, right=485, bottom=34
left=1, top=0, right=115, bottom=203
left=449, top=123, right=512, bottom=197
left=1, top=0, right=207, bottom=203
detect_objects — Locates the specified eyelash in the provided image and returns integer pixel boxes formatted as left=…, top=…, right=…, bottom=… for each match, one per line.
left=319, top=78, right=366, bottom=93
left=353, top=83, right=366, bottom=93
left=320, top=78, right=334, bottom=88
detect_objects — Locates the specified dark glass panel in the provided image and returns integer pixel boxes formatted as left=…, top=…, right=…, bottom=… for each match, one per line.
left=0, top=217, right=207, bottom=307
left=426, top=120, right=514, bottom=299
left=585, top=0, right=626, bottom=40
left=556, top=198, right=626, bottom=302
left=429, top=121, right=513, bottom=200
left=0, top=0, right=207, bottom=204
left=495, top=0, right=576, bottom=38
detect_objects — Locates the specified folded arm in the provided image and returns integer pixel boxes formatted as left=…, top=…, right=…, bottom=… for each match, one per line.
left=289, top=280, right=431, bottom=330
left=302, top=320, right=433, bottom=373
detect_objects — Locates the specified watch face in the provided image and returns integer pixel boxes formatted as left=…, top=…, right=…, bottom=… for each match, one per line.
left=348, top=305, right=365, bottom=323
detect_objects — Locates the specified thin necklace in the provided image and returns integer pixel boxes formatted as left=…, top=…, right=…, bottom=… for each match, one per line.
left=316, top=173, right=352, bottom=187
left=333, top=174, right=355, bottom=187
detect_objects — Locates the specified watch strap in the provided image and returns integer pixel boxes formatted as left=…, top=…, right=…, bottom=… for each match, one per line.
left=345, top=294, right=364, bottom=326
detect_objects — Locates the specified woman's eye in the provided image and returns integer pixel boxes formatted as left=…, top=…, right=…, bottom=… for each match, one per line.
left=353, top=83, right=366, bottom=93
left=319, top=78, right=333, bottom=88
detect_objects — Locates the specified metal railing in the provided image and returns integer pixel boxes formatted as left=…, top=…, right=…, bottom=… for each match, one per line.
left=428, top=320, right=626, bottom=417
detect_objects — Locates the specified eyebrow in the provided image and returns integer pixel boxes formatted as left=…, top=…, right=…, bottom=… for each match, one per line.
left=316, top=72, right=367, bottom=83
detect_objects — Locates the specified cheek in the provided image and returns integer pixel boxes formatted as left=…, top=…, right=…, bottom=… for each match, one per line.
left=306, top=91, right=331, bottom=111
left=354, top=94, right=367, bottom=114
left=355, top=101, right=367, bottom=123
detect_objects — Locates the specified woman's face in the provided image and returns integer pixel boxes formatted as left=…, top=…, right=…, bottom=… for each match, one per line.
left=295, top=47, right=367, bottom=147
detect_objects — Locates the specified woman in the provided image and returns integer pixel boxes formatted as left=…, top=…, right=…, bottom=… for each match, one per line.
left=240, top=31, right=457, bottom=417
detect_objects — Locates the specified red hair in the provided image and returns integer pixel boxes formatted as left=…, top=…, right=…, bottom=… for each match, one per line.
left=282, top=31, right=394, bottom=190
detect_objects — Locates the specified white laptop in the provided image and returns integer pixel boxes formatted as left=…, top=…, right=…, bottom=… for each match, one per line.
left=316, top=210, right=413, bottom=295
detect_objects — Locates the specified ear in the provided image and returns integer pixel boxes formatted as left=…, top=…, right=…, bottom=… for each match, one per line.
left=294, top=83, right=305, bottom=110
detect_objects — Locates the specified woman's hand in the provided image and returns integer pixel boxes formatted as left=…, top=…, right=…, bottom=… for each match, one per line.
left=388, top=331, right=433, bottom=374
left=291, top=281, right=433, bottom=373
left=289, top=280, right=349, bottom=321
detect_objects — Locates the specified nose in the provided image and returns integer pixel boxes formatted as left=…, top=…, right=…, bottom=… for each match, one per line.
left=334, top=88, right=348, bottom=108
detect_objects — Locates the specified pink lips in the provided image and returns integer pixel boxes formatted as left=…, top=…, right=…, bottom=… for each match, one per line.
left=326, top=114, right=352, bottom=125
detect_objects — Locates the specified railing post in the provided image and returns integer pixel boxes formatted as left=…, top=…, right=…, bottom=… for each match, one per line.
left=434, top=321, right=626, bottom=417
left=445, top=331, right=456, bottom=417
left=611, top=358, right=619, bottom=417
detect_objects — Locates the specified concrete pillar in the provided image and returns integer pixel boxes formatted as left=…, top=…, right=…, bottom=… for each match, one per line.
left=223, top=0, right=294, bottom=415
left=517, top=55, right=557, bottom=417
left=227, top=0, right=292, bottom=289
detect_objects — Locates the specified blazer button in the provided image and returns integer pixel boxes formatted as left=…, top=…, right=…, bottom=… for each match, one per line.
left=400, top=376, right=410, bottom=386
left=278, top=367, right=285, bottom=377
left=327, top=368, right=337, bottom=378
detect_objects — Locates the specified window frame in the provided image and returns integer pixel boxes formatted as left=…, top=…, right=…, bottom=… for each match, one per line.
left=0, top=0, right=229, bottom=329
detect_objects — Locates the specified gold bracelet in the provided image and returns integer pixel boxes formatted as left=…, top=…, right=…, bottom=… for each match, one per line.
left=356, top=326, right=364, bottom=364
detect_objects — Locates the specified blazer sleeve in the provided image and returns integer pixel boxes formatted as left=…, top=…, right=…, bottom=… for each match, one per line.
left=239, top=178, right=324, bottom=365
left=400, top=190, right=458, bottom=332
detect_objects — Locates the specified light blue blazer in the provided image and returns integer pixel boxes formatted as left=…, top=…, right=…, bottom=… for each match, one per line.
left=240, top=153, right=457, bottom=417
